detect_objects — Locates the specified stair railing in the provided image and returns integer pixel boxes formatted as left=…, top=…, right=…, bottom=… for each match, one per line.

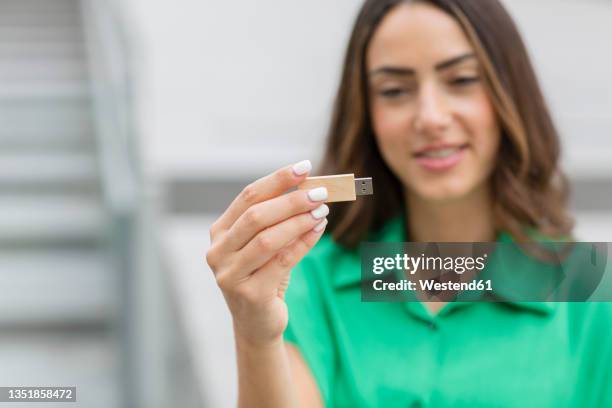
left=79, top=1, right=169, bottom=407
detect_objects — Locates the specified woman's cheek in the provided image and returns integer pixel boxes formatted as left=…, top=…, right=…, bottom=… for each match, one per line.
left=373, top=108, right=412, bottom=169
left=374, top=103, right=413, bottom=140
left=460, top=93, right=500, bottom=167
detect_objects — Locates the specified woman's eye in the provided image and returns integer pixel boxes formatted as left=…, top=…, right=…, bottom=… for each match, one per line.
left=379, top=88, right=410, bottom=98
left=451, top=76, right=479, bottom=86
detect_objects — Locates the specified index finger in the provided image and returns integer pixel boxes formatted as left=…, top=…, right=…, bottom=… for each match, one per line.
left=212, top=159, right=312, bottom=233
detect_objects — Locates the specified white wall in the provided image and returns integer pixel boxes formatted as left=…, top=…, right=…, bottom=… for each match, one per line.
left=502, top=0, right=612, bottom=179
left=120, top=0, right=363, bottom=179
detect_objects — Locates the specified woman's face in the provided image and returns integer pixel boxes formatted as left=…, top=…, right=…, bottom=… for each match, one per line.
left=367, top=2, right=501, bottom=204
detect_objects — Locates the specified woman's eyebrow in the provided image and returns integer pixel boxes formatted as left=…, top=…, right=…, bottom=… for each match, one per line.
left=435, top=53, right=476, bottom=71
left=369, top=53, right=477, bottom=77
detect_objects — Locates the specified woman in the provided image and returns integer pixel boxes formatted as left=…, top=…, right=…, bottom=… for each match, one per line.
left=206, top=0, right=611, bottom=406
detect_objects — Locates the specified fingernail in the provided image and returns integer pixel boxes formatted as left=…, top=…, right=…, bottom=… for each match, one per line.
left=292, top=160, right=312, bottom=176
left=313, top=218, right=328, bottom=232
left=310, top=204, right=329, bottom=219
left=307, top=187, right=328, bottom=202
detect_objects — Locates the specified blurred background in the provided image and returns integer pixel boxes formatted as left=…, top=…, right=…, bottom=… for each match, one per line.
left=0, top=0, right=610, bottom=407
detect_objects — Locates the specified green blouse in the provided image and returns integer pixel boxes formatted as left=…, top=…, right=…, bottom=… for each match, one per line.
left=283, top=214, right=612, bottom=407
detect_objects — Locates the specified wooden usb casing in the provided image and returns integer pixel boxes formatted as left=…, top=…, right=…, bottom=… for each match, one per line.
left=297, top=174, right=358, bottom=203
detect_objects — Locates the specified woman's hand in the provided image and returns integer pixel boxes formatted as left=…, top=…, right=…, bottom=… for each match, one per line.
left=206, top=160, right=329, bottom=348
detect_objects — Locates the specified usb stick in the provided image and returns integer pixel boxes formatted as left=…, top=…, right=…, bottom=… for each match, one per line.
left=297, top=173, right=374, bottom=202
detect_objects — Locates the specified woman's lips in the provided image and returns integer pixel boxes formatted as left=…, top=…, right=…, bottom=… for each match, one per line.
left=414, top=145, right=468, bottom=172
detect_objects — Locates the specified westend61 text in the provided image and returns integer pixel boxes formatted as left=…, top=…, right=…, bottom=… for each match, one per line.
left=373, top=279, right=493, bottom=292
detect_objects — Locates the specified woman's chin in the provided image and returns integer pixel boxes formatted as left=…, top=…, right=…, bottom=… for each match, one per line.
left=408, top=184, right=475, bottom=204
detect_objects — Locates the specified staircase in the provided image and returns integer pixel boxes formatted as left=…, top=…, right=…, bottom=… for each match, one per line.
left=0, top=0, right=119, bottom=406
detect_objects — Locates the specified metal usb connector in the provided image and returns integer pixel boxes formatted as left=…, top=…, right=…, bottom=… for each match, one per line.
left=355, top=177, right=374, bottom=196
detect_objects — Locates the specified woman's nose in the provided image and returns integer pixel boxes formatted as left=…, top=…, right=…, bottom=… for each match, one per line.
left=413, top=84, right=452, bottom=134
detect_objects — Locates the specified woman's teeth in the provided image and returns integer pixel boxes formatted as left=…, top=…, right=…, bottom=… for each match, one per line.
left=421, top=147, right=461, bottom=158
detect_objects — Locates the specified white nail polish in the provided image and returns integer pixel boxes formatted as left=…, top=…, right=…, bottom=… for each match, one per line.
left=310, top=204, right=329, bottom=219
left=292, top=160, right=312, bottom=176
left=307, top=187, right=328, bottom=202
left=313, top=218, right=328, bottom=232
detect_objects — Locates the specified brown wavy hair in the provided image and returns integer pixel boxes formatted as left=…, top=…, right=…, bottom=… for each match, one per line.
left=316, top=0, right=574, bottom=248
